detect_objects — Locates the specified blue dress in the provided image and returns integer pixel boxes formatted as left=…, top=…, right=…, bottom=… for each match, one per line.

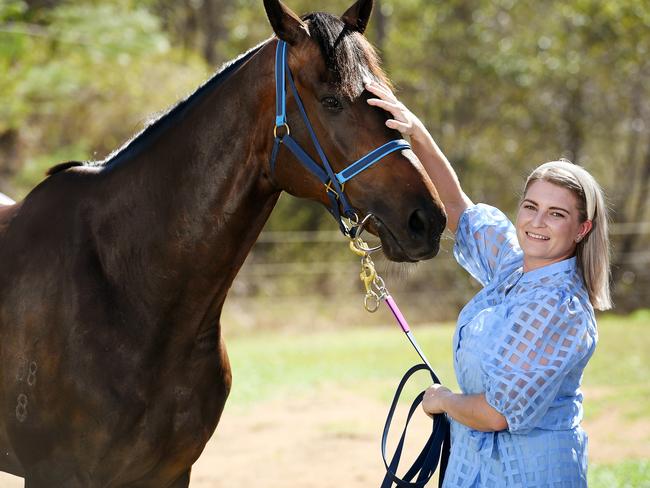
left=443, top=204, right=597, bottom=487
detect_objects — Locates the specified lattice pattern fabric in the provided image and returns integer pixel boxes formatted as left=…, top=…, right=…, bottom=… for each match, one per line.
left=442, top=204, right=597, bottom=487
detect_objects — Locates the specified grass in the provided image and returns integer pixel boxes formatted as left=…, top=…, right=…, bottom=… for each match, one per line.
left=590, top=460, right=650, bottom=488
left=0, top=310, right=643, bottom=484
left=224, top=322, right=458, bottom=407
left=583, top=312, right=650, bottom=422
left=222, top=312, right=649, bottom=406
left=221, top=311, right=650, bottom=485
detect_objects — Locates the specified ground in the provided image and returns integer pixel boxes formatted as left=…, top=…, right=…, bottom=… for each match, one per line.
left=1, top=386, right=647, bottom=487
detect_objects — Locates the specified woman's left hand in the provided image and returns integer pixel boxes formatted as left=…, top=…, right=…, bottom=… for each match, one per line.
left=365, top=81, right=424, bottom=139
left=422, top=384, right=453, bottom=417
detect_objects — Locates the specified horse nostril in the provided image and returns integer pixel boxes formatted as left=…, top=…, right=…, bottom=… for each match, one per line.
left=408, top=209, right=428, bottom=238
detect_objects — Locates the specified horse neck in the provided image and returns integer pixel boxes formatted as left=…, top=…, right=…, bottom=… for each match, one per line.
left=93, top=43, right=279, bottom=328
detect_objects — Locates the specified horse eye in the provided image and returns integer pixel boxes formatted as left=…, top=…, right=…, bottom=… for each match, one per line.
left=321, top=96, right=342, bottom=111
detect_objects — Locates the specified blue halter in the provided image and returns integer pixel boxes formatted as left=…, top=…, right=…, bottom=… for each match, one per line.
left=269, top=40, right=411, bottom=236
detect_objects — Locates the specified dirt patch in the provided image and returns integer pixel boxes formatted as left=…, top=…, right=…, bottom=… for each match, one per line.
left=585, top=409, right=650, bottom=462
left=191, top=387, right=426, bottom=487
left=1, top=387, right=648, bottom=487
left=190, top=387, right=650, bottom=487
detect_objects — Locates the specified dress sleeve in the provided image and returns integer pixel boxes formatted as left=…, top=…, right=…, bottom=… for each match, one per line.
left=481, top=291, right=592, bottom=434
left=453, top=204, right=521, bottom=286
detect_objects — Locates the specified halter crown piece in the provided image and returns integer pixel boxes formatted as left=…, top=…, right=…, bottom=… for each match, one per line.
left=269, top=40, right=412, bottom=237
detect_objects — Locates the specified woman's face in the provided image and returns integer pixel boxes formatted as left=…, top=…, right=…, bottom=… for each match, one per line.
left=516, top=180, right=592, bottom=272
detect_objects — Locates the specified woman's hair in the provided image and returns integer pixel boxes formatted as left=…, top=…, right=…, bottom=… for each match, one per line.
left=524, top=159, right=612, bottom=310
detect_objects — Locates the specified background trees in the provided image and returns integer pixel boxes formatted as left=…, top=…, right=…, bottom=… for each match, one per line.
left=1, top=0, right=648, bottom=314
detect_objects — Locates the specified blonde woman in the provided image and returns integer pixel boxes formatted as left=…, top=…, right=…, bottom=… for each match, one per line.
left=367, top=81, right=611, bottom=487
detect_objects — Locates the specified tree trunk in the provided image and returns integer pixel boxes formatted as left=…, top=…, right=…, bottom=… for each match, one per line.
left=201, top=0, right=224, bottom=66
left=374, top=0, right=387, bottom=62
left=0, top=130, right=20, bottom=196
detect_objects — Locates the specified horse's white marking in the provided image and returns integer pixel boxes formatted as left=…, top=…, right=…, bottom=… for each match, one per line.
left=14, top=359, right=37, bottom=421
left=27, top=362, right=37, bottom=387
left=15, top=394, right=28, bottom=423
left=15, top=358, right=27, bottom=382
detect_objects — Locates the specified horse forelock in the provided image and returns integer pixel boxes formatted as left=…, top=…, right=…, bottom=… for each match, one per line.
left=304, top=12, right=390, bottom=99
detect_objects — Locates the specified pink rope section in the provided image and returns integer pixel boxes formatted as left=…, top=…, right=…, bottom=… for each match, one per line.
left=385, top=295, right=410, bottom=333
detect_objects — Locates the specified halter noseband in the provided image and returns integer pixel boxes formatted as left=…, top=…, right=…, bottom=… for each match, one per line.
left=269, top=40, right=411, bottom=237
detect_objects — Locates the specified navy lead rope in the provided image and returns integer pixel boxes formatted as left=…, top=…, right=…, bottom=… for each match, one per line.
left=269, top=40, right=411, bottom=236
left=379, top=299, right=451, bottom=488
left=352, top=239, right=450, bottom=488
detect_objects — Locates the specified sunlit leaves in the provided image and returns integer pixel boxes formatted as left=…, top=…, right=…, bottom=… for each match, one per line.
left=1, top=1, right=208, bottom=195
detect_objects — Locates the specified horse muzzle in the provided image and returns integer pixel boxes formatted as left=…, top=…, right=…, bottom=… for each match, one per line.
left=362, top=208, right=445, bottom=263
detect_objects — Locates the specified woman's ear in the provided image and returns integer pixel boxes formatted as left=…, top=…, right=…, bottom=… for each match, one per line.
left=576, top=220, right=593, bottom=242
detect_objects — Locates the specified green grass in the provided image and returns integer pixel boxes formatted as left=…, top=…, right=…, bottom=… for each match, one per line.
left=590, top=460, right=650, bottom=488
left=224, top=312, right=649, bottom=407
left=224, top=322, right=458, bottom=406
left=222, top=312, right=650, bottom=485
left=582, top=312, right=650, bottom=422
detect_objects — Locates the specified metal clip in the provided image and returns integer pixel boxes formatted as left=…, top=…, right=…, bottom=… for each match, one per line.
left=351, top=237, right=388, bottom=312
left=364, top=292, right=381, bottom=312
left=360, top=257, right=377, bottom=295
left=352, top=214, right=381, bottom=253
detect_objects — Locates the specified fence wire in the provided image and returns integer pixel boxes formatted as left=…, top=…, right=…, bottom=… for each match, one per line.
left=226, top=225, right=648, bottom=324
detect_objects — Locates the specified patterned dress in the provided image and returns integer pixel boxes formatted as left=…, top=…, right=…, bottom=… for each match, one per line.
left=443, top=204, right=597, bottom=487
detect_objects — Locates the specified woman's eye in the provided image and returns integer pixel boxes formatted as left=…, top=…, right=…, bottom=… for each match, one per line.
left=523, top=204, right=536, bottom=210
left=321, top=96, right=342, bottom=111
left=551, top=212, right=565, bottom=218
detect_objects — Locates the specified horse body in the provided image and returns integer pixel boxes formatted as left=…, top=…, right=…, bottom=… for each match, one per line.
left=0, top=1, right=446, bottom=485
left=0, top=43, right=278, bottom=486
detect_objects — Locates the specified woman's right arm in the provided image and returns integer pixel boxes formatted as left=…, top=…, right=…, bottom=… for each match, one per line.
left=366, top=81, right=472, bottom=232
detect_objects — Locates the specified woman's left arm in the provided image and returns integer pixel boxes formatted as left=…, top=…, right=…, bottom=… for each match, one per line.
left=423, top=384, right=508, bottom=432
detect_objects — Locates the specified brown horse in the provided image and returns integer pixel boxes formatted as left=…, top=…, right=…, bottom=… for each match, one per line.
left=0, top=0, right=446, bottom=486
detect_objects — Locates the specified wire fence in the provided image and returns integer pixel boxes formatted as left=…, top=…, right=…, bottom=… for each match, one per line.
left=221, top=224, right=649, bottom=330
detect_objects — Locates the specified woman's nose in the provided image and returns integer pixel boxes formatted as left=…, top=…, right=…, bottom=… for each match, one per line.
left=531, top=211, right=546, bottom=227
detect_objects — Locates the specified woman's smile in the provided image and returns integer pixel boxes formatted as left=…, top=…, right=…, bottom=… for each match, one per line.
left=525, top=231, right=550, bottom=241
left=516, top=180, right=591, bottom=272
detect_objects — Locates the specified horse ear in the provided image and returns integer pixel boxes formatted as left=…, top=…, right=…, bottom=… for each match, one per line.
left=263, top=0, right=309, bottom=45
left=341, top=0, right=373, bottom=34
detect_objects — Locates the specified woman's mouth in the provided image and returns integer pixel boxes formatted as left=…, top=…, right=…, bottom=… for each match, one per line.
left=526, top=231, right=550, bottom=241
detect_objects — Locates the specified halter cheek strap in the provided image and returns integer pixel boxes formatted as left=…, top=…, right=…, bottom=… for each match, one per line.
left=269, top=40, right=411, bottom=236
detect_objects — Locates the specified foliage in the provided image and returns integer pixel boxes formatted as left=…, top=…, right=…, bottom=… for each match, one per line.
left=0, top=0, right=208, bottom=195
left=1, top=0, right=649, bottom=310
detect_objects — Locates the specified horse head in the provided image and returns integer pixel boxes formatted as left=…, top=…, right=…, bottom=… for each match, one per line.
left=262, top=0, right=446, bottom=262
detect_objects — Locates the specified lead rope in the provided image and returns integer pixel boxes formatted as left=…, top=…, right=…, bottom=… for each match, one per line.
left=349, top=235, right=450, bottom=488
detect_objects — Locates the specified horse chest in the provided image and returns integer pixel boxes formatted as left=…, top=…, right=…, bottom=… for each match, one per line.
left=122, top=343, right=230, bottom=445
left=119, top=358, right=229, bottom=476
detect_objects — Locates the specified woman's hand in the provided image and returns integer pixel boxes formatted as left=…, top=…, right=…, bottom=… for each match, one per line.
left=365, top=81, right=424, bottom=140
left=422, top=383, right=453, bottom=417
left=366, top=80, right=473, bottom=233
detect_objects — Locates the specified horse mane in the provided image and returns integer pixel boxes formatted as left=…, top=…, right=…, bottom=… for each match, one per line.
left=46, top=161, right=85, bottom=176
left=46, top=42, right=266, bottom=177
left=45, top=12, right=389, bottom=177
left=304, top=11, right=391, bottom=98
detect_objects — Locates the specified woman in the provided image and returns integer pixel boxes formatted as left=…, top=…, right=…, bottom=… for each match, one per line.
left=366, top=81, right=611, bottom=487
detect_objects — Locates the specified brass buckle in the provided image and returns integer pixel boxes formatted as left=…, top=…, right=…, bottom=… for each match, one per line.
left=324, top=180, right=344, bottom=198
left=273, top=123, right=290, bottom=138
